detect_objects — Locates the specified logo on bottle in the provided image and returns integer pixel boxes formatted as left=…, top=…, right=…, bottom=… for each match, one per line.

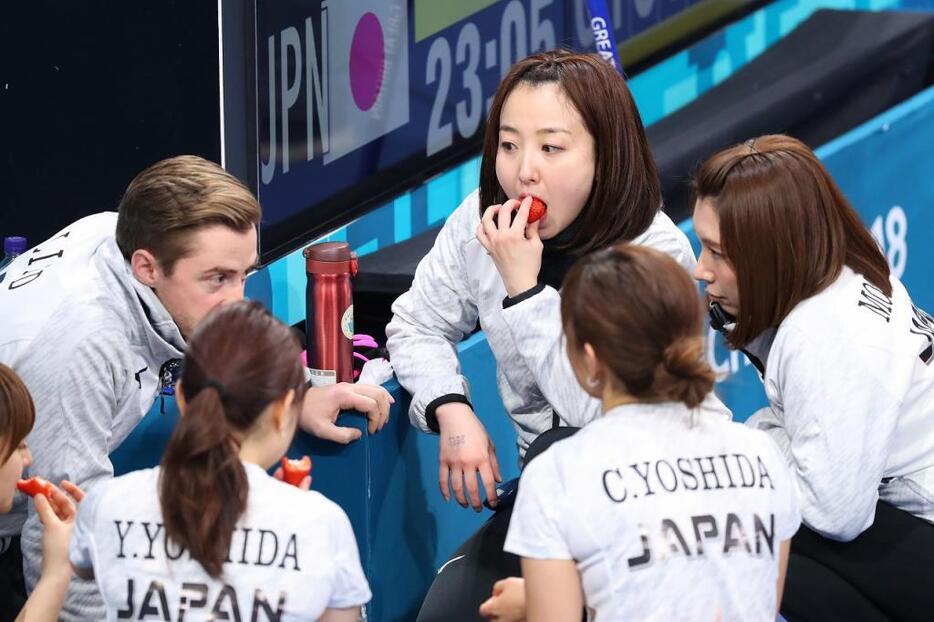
left=341, top=304, right=354, bottom=340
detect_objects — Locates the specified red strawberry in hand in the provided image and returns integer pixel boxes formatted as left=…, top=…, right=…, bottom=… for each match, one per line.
left=16, top=477, right=55, bottom=498
left=526, top=196, right=547, bottom=224
left=280, top=455, right=312, bottom=487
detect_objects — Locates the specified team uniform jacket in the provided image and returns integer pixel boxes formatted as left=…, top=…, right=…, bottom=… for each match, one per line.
left=387, top=189, right=730, bottom=456
left=70, top=462, right=371, bottom=621
left=506, top=402, right=800, bottom=620
left=743, top=267, right=934, bottom=540
left=0, top=213, right=184, bottom=619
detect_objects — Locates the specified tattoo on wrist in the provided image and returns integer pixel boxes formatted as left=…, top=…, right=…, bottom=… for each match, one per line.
left=448, top=434, right=466, bottom=447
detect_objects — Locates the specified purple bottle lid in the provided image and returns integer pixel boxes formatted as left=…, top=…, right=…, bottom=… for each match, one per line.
left=4, top=236, right=26, bottom=255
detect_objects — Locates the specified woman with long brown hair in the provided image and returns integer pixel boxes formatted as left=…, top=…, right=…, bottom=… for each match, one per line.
left=692, top=134, right=934, bottom=620
left=388, top=49, right=728, bottom=620
left=68, top=301, right=371, bottom=620
left=504, top=244, right=799, bottom=620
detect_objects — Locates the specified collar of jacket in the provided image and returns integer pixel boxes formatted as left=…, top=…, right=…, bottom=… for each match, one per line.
left=539, top=213, right=584, bottom=291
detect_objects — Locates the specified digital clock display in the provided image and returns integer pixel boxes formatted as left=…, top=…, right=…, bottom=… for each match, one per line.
left=250, top=0, right=699, bottom=264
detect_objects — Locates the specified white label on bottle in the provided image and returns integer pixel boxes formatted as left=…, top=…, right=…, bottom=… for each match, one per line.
left=341, top=304, right=354, bottom=340
left=308, top=368, right=337, bottom=387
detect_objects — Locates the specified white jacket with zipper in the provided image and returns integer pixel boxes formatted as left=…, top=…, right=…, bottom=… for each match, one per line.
left=387, top=190, right=731, bottom=457
left=744, top=266, right=934, bottom=539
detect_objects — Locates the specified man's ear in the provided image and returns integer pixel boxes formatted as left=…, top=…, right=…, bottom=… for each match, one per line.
left=131, top=249, right=161, bottom=287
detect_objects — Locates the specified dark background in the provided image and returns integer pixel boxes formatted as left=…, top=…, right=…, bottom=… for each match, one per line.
left=0, top=2, right=221, bottom=247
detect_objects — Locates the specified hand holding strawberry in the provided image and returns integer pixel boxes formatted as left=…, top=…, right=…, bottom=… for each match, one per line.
left=17, top=477, right=55, bottom=499
left=276, top=455, right=312, bottom=489
left=476, top=196, right=545, bottom=298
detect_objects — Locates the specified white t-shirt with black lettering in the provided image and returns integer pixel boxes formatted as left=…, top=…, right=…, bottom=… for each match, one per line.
left=70, top=462, right=371, bottom=621
left=505, top=402, right=800, bottom=621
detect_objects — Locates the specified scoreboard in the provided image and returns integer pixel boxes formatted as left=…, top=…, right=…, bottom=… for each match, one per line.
left=221, top=0, right=707, bottom=264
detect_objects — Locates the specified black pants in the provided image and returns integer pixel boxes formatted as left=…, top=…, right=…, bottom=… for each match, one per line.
left=0, top=537, right=26, bottom=622
left=417, top=427, right=580, bottom=622
left=782, top=501, right=934, bottom=622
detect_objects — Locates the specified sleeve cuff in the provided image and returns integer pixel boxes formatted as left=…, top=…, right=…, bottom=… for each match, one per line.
left=425, top=394, right=473, bottom=433
left=503, top=283, right=546, bottom=309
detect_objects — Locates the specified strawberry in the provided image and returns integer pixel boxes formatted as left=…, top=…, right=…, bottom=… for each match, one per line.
left=16, top=477, right=55, bottom=498
left=526, top=196, right=547, bottom=224
left=280, top=455, right=312, bottom=487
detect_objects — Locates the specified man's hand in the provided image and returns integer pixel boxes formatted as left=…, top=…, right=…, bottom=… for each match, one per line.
left=300, top=382, right=394, bottom=444
left=479, top=577, right=526, bottom=621
left=436, top=403, right=502, bottom=511
left=476, top=197, right=543, bottom=298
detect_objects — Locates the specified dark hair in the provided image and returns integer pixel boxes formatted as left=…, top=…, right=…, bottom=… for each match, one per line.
left=159, top=300, right=305, bottom=577
left=693, top=134, right=890, bottom=348
left=561, top=244, right=714, bottom=408
left=116, top=155, right=261, bottom=275
left=0, top=364, right=35, bottom=462
left=479, top=50, right=660, bottom=254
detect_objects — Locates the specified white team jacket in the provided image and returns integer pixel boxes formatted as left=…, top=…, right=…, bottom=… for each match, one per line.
left=0, top=213, right=185, bottom=619
left=387, top=189, right=730, bottom=456
left=745, top=266, right=934, bottom=540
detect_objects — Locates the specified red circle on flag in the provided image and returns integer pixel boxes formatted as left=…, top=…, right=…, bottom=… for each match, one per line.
left=349, top=12, right=385, bottom=112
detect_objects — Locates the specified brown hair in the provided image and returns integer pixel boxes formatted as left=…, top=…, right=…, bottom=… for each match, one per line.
left=693, top=134, right=890, bottom=348
left=479, top=50, right=660, bottom=254
left=0, top=364, right=35, bottom=462
left=116, top=155, right=261, bottom=275
left=561, top=244, right=714, bottom=408
left=159, top=300, right=305, bottom=578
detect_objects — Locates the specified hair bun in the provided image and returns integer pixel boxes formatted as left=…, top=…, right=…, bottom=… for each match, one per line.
left=654, top=337, right=715, bottom=408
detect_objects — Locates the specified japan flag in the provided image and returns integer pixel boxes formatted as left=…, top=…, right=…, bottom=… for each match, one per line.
left=324, top=0, right=409, bottom=165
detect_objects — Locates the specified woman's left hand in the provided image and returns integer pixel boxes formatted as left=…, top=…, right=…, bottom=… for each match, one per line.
left=477, top=197, right=543, bottom=298
left=273, top=466, right=312, bottom=490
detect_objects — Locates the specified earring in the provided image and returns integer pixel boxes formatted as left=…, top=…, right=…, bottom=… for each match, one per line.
left=587, top=377, right=599, bottom=388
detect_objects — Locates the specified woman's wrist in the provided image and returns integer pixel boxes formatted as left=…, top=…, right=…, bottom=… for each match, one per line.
left=504, top=276, right=539, bottom=299
left=503, top=283, right=546, bottom=309
left=38, top=564, right=72, bottom=588
left=435, top=401, right=475, bottom=429
left=426, top=394, right=473, bottom=433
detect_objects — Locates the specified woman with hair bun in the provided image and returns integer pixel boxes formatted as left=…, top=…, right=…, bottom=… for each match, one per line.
left=68, top=301, right=371, bottom=621
left=504, top=244, right=799, bottom=621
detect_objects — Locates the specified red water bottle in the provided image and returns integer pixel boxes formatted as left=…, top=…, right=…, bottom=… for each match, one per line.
left=304, top=242, right=358, bottom=385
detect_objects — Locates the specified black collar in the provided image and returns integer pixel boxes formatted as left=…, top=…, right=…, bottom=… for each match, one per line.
left=538, top=215, right=583, bottom=290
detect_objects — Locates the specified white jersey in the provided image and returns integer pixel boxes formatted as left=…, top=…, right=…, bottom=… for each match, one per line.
left=387, top=189, right=730, bottom=455
left=70, top=462, right=371, bottom=621
left=744, top=266, right=934, bottom=539
left=0, top=213, right=186, bottom=618
left=505, top=402, right=800, bottom=621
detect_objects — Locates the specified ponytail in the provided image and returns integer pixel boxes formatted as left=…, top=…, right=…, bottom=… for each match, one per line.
left=160, top=383, right=247, bottom=578
left=157, top=300, right=305, bottom=579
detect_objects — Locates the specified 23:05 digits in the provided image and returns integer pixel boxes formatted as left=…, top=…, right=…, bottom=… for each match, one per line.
left=424, top=0, right=557, bottom=156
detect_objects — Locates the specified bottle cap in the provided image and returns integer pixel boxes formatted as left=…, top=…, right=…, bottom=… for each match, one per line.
left=304, top=242, right=357, bottom=275
left=4, top=237, right=26, bottom=255
left=303, top=242, right=352, bottom=262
